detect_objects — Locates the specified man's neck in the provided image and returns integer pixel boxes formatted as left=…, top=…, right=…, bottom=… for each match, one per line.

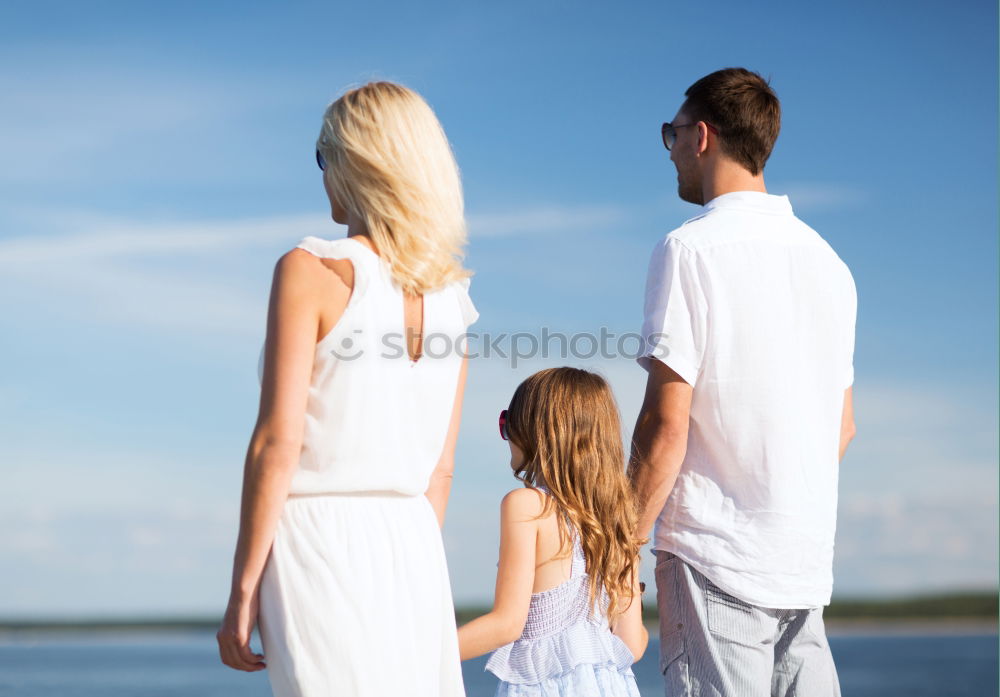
left=701, top=162, right=767, bottom=205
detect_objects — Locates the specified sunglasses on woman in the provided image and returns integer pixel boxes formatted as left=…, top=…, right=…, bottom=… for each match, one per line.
left=316, top=149, right=326, bottom=171
left=498, top=409, right=510, bottom=441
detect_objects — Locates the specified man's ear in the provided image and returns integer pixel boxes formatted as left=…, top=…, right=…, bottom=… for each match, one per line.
left=696, top=121, right=712, bottom=156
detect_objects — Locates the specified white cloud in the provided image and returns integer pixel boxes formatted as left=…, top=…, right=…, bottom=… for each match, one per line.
left=467, top=204, right=628, bottom=238
left=834, top=492, right=998, bottom=595
left=0, top=66, right=237, bottom=183
left=0, top=507, right=236, bottom=617
left=773, top=182, right=867, bottom=211
left=0, top=210, right=328, bottom=263
left=0, top=202, right=630, bottom=263
left=0, top=202, right=994, bottom=613
left=450, top=361, right=998, bottom=604
left=1, top=356, right=995, bottom=613
left=842, top=380, right=997, bottom=498
left=0, top=202, right=634, bottom=340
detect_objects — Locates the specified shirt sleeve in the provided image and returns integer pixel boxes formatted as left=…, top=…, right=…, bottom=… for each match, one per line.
left=637, top=235, right=707, bottom=386
left=841, top=265, right=857, bottom=390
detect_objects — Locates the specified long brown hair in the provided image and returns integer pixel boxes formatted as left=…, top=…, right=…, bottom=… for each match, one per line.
left=505, top=367, right=646, bottom=621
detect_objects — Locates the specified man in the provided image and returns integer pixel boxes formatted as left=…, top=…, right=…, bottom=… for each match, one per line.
left=630, top=67, right=857, bottom=697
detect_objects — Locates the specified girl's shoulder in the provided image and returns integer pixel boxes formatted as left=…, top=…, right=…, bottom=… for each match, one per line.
left=500, top=486, right=550, bottom=522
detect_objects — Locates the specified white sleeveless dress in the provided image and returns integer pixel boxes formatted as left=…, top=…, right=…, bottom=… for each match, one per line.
left=256, top=235, right=478, bottom=697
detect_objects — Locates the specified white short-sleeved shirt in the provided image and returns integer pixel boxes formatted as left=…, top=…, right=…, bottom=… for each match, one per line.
left=638, top=191, right=856, bottom=609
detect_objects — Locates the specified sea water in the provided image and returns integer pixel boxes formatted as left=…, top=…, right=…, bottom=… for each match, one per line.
left=0, top=629, right=995, bottom=696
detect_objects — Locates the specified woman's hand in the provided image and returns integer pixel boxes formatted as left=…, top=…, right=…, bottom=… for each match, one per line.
left=217, top=590, right=266, bottom=672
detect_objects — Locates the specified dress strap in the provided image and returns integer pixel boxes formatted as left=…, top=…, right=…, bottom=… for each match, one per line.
left=295, top=235, right=379, bottom=265
left=294, top=235, right=377, bottom=302
left=569, top=526, right=586, bottom=577
left=298, top=235, right=479, bottom=331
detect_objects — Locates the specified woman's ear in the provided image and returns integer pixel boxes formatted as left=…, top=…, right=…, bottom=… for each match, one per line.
left=324, top=176, right=349, bottom=224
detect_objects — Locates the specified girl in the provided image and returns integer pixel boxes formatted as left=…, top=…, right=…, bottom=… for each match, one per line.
left=458, top=367, right=647, bottom=696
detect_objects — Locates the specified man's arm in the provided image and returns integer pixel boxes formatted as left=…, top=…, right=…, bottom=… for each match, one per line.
left=628, top=359, right=694, bottom=539
left=839, top=386, right=855, bottom=461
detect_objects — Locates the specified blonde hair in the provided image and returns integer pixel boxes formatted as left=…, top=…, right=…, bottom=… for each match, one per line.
left=317, top=81, right=470, bottom=294
left=506, top=367, right=647, bottom=621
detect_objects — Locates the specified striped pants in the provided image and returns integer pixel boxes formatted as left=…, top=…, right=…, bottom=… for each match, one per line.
left=654, top=551, right=842, bottom=697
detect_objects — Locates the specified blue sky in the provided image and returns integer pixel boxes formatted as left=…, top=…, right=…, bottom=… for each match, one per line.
left=0, top=0, right=996, bottom=616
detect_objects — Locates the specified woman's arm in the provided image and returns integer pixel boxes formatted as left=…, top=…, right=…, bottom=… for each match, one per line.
left=424, top=355, right=469, bottom=527
left=839, top=386, right=855, bottom=461
left=457, top=488, right=541, bottom=660
left=217, top=249, right=348, bottom=672
left=610, top=566, right=648, bottom=662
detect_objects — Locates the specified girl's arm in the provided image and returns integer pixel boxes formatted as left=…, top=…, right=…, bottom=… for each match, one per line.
left=457, top=487, right=541, bottom=660
left=424, top=355, right=469, bottom=527
left=610, top=566, right=648, bottom=662
left=217, top=250, right=348, bottom=672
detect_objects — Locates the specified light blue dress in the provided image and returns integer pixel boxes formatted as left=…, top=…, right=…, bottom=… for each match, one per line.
left=484, top=491, right=642, bottom=697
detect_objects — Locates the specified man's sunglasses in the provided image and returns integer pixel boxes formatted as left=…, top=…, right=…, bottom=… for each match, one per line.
left=316, top=149, right=326, bottom=171
left=661, top=121, right=719, bottom=151
left=498, top=409, right=510, bottom=441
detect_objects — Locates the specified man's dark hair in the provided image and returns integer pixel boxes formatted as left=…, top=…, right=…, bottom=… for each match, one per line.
left=682, top=68, right=781, bottom=176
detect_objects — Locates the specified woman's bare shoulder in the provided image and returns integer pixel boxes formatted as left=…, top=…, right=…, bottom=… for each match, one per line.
left=270, top=248, right=354, bottom=342
left=282, top=247, right=354, bottom=292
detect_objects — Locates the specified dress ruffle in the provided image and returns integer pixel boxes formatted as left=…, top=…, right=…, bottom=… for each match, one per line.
left=485, top=617, right=635, bottom=685
left=494, top=662, right=641, bottom=697
left=455, top=275, right=480, bottom=327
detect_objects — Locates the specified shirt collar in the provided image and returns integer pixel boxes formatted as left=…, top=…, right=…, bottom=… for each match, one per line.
left=702, top=191, right=794, bottom=215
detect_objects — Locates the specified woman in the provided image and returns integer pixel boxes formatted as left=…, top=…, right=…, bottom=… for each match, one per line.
left=217, top=81, right=478, bottom=697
